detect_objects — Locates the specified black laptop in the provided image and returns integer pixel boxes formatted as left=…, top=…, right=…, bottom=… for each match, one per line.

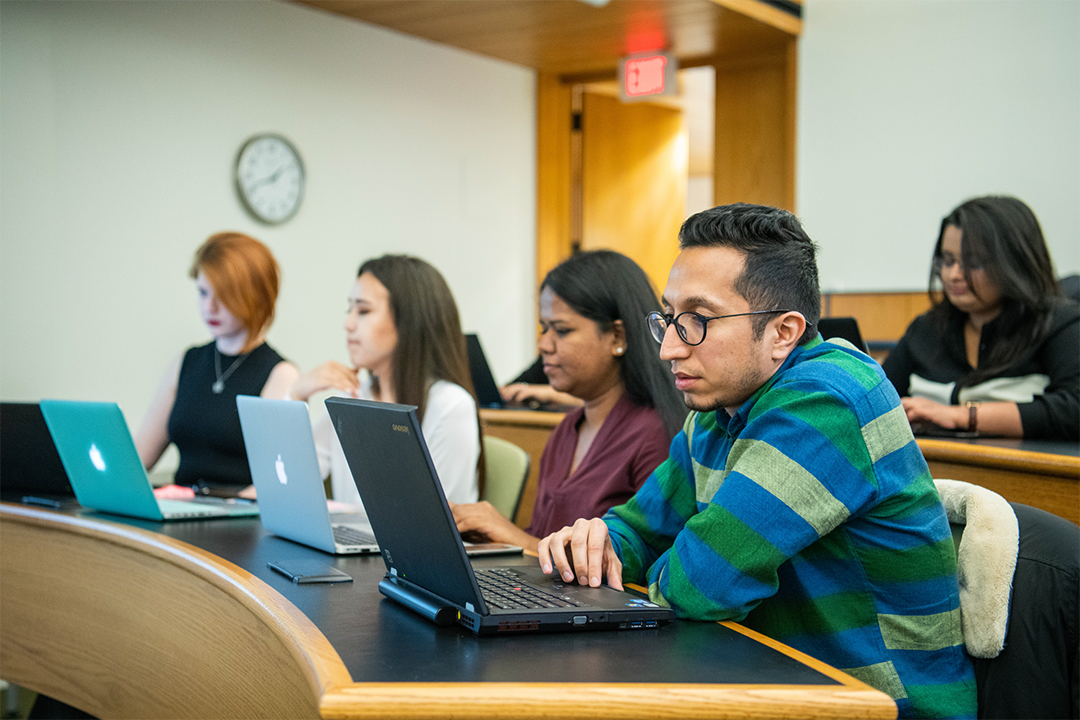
left=0, top=402, right=78, bottom=507
left=817, top=317, right=869, bottom=354
left=325, top=396, right=673, bottom=635
left=465, top=334, right=572, bottom=412
left=465, top=334, right=506, bottom=409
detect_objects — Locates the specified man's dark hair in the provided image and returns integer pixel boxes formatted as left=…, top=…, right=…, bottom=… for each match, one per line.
left=679, top=203, right=820, bottom=345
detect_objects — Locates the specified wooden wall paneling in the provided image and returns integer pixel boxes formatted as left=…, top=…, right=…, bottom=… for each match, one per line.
left=295, top=1, right=801, bottom=77
left=823, top=291, right=932, bottom=344
left=580, top=91, right=687, bottom=296
left=536, top=72, right=574, bottom=298
left=711, top=0, right=803, bottom=37
left=713, top=41, right=797, bottom=211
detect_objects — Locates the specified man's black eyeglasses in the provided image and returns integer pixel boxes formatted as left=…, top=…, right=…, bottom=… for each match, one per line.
left=646, top=309, right=792, bottom=346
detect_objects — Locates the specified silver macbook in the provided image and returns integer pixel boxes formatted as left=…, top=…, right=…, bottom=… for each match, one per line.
left=236, top=395, right=379, bottom=554
left=38, top=399, right=259, bottom=521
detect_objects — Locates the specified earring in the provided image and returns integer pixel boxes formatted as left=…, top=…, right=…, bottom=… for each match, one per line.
left=614, top=346, right=624, bottom=356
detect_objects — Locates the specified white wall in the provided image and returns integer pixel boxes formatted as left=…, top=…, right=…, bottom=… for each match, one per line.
left=797, top=0, right=1080, bottom=292
left=0, top=1, right=537, bottom=447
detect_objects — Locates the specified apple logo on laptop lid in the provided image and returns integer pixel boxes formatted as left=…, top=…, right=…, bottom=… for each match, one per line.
left=275, top=454, right=288, bottom=485
left=89, top=444, right=106, bottom=472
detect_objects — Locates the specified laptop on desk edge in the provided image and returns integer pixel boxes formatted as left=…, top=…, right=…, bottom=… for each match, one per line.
left=39, top=399, right=258, bottom=521
left=324, top=396, right=673, bottom=635
left=237, top=396, right=520, bottom=557
left=0, top=402, right=77, bottom=506
left=237, top=395, right=379, bottom=554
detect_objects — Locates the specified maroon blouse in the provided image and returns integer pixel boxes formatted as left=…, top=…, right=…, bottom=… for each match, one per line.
left=525, top=393, right=670, bottom=538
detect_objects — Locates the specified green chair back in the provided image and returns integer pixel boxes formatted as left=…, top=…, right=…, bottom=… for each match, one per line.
left=481, top=436, right=530, bottom=521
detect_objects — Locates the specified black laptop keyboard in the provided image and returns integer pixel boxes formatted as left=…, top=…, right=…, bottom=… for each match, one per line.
left=332, top=525, right=377, bottom=547
left=476, top=568, right=585, bottom=609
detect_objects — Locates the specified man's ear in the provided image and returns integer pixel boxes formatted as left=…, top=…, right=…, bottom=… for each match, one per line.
left=771, top=312, right=806, bottom=360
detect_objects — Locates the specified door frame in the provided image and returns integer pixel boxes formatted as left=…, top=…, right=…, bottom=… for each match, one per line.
left=536, top=41, right=798, bottom=295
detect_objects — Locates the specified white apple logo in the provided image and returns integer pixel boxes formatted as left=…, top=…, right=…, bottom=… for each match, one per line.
left=275, top=454, right=288, bottom=485
left=88, top=444, right=106, bottom=472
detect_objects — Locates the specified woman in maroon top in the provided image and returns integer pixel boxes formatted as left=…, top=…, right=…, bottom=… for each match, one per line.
left=451, top=251, right=686, bottom=551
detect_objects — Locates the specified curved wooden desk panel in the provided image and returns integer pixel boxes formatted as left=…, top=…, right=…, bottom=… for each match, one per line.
left=917, top=439, right=1079, bottom=477
left=0, top=504, right=352, bottom=719
left=321, top=681, right=892, bottom=720
left=917, top=439, right=1079, bottom=525
left=1, top=503, right=897, bottom=719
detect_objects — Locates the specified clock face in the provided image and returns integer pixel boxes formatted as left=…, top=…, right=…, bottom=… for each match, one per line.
left=235, top=134, right=305, bottom=224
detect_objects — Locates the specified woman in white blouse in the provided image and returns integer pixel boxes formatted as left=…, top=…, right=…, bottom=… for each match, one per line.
left=288, top=255, right=481, bottom=508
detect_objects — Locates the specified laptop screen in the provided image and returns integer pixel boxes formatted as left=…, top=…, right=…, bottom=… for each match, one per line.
left=0, top=402, right=73, bottom=496
left=325, top=396, right=487, bottom=613
left=465, top=334, right=504, bottom=409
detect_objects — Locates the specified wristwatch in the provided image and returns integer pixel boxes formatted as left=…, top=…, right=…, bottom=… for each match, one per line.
left=965, top=402, right=981, bottom=433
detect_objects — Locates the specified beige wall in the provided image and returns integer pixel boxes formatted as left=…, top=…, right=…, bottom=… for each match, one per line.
left=798, top=0, right=1080, bottom=292
left=0, top=0, right=538, bottom=471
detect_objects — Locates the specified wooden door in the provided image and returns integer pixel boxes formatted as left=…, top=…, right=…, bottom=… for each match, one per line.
left=580, top=91, right=687, bottom=297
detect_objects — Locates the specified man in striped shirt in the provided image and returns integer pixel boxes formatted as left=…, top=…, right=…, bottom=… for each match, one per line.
left=538, top=204, right=976, bottom=719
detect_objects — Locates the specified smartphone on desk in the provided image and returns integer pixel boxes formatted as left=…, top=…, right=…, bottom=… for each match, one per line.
left=268, top=559, right=353, bottom=584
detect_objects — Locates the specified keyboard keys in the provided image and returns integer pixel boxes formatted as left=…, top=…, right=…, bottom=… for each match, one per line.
left=475, top=569, right=584, bottom=609
left=333, top=525, right=377, bottom=546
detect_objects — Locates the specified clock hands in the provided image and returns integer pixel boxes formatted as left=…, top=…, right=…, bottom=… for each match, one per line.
left=246, top=163, right=292, bottom=193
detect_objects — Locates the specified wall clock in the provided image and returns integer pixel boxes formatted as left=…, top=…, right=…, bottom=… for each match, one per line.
left=235, top=134, right=305, bottom=224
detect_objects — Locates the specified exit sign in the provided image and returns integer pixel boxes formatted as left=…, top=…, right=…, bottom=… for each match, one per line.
left=619, top=52, right=678, bottom=101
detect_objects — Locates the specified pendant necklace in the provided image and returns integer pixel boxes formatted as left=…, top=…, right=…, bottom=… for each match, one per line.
left=213, top=346, right=250, bottom=394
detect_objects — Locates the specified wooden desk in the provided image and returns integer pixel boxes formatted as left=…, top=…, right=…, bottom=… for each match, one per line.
left=917, top=438, right=1080, bottom=525
left=0, top=503, right=896, bottom=719
left=479, top=408, right=1080, bottom=527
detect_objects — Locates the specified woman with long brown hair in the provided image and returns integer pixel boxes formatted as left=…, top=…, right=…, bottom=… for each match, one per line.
left=884, top=196, right=1078, bottom=440
left=288, top=254, right=482, bottom=508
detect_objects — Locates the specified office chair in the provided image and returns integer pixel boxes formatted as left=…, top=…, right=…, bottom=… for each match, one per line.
left=481, top=436, right=530, bottom=522
left=935, top=479, right=1079, bottom=719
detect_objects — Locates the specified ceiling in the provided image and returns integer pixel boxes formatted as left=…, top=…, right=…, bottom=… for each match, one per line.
left=292, top=0, right=800, bottom=78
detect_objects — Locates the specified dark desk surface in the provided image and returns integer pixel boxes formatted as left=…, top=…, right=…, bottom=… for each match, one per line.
left=148, top=515, right=831, bottom=686
left=0, top=502, right=897, bottom=719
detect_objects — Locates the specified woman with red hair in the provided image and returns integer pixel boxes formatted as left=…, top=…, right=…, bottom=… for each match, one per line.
left=135, top=232, right=298, bottom=493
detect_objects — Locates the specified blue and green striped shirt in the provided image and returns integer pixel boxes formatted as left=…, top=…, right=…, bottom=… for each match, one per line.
left=606, top=338, right=976, bottom=719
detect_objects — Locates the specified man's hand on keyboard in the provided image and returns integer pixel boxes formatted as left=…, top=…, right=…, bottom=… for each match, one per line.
left=537, top=517, right=623, bottom=590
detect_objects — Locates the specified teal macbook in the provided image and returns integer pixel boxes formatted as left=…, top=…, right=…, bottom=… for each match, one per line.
left=39, top=399, right=259, bottom=521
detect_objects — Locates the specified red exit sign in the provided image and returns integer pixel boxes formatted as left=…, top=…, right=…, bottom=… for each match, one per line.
left=619, top=52, right=677, bottom=101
